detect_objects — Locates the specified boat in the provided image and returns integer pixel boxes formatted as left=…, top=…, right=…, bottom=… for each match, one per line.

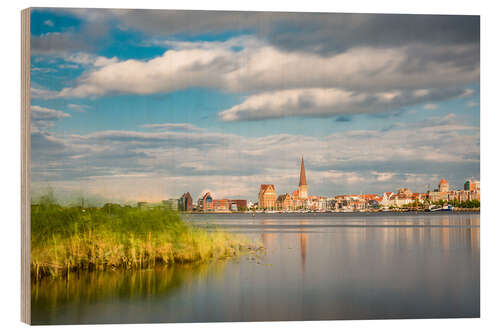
left=427, top=205, right=443, bottom=212
left=442, top=205, right=454, bottom=211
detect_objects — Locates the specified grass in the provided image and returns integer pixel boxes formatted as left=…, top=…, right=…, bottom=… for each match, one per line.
left=31, top=197, right=257, bottom=280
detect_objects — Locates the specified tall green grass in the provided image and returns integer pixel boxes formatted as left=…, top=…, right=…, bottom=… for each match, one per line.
left=31, top=198, right=255, bottom=280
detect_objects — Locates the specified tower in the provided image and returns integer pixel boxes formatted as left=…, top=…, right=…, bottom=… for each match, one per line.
left=438, top=178, right=449, bottom=193
left=298, top=156, right=308, bottom=200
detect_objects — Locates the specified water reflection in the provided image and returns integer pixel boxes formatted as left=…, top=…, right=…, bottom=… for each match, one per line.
left=300, top=220, right=307, bottom=273
left=32, top=213, right=480, bottom=324
left=31, top=261, right=229, bottom=325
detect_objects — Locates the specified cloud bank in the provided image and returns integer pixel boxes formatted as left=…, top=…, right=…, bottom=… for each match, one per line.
left=52, top=37, right=478, bottom=121
left=31, top=114, right=479, bottom=202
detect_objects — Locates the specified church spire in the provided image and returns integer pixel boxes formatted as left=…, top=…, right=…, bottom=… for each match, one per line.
left=299, top=156, right=307, bottom=186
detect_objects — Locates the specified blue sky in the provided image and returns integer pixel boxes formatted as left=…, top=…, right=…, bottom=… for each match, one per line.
left=30, top=8, right=480, bottom=203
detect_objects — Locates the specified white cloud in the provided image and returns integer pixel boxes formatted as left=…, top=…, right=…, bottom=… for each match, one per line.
left=413, top=89, right=430, bottom=97
left=461, top=88, right=475, bottom=97
left=31, top=114, right=479, bottom=202
left=219, top=88, right=369, bottom=121
left=62, top=53, right=118, bottom=67
left=219, top=88, right=468, bottom=121
left=94, top=56, right=119, bottom=67
left=141, top=123, right=203, bottom=132
left=31, top=67, right=57, bottom=73
left=58, top=64, right=79, bottom=69
left=371, top=171, right=396, bottom=182
left=30, top=105, right=71, bottom=131
left=467, top=100, right=479, bottom=108
left=31, top=105, right=71, bottom=120
left=376, top=91, right=401, bottom=102
left=55, top=38, right=479, bottom=102
left=68, top=104, right=89, bottom=112
left=31, top=87, right=59, bottom=100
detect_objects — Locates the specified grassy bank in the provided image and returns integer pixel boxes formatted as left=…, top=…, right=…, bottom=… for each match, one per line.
left=31, top=200, right=256, bottom=280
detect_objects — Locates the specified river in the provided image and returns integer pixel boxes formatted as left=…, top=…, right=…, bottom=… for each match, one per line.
left=31, top=212, right=480, bottom=324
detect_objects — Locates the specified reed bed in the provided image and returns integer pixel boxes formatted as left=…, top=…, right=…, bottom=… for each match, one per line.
left=31, top=201, right=255, bottom=280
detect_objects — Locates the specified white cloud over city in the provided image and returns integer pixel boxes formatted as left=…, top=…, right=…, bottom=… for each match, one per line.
left=29, top=9, right=480, bottom=203
left=31, top=113, right=479, bottom=203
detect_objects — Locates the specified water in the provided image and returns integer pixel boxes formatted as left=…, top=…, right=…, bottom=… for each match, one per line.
left=31, top=212, right=480, bottom=324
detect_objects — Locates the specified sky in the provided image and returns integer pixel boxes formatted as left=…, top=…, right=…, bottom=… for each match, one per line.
left=29, top=8, right=480, bottom=204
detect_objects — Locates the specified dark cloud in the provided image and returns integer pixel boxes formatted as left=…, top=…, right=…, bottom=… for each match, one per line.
left=335, top=116, right=352, bottom=122
left=107, top=10, right=479, bottom=54
left=31, top=9, right=111, bottom=55
left=31, top=32, right=92, bottom=55
left=265, top=14, right=479, bottom=55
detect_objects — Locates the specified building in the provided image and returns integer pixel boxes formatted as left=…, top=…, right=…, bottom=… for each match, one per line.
left=179, top=192, right=193, bottom=211
left=196, top=193, right=247, bottom=212
left=438, top=178, right=449, bottom=193
left=380, top=192, right=394, bottom=207
left=198, top=192, right=213, bottom=211
left=394, top=194, right=413, bottom=207
left=229, top=199, right=248, bottom=211
left=326, top=197, right=337, bottom=210
left=465, top=180, right=480, bottom=191
left=428, top=190, right=445, bottom=202
left=257, top=156, right=325, bottom=211
left=397, top=188, right=412, bottom=196
left=258, top=184, right=277, bottom=209
left=277, top=193, right=293, bottom=211
left=213, top=199, right=229, bottom=212
left=298, top=157, right=308, bottom=200
left=162, top=199, right=179, bottom=210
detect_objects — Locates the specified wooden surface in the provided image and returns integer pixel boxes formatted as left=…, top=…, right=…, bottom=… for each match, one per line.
left=21, top=7, right=31, bottom=325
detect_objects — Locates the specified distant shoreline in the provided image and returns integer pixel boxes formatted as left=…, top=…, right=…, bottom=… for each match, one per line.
left=184, top=210, right=480, bottom=216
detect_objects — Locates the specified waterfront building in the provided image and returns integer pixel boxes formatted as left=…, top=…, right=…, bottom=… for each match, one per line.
left=397, top=188, right=412, bottom=196
left=198, top=192, right=214, bottom=211
left=213, top=199, right=229, bottom=212
left=197, top=193, right=247, bottom=212
left=268, top=157, right=320, bottom=211
left=411, top=193, right=425, bottom=203
left=162, top=199, right=179, bottom=211
left=465, top=180, right=480, bottom=191
left=326, top=197, right=337, bottom=210
left=438, top=178, right=450, bottom=192
left=380, top=192, right=394, bottom=207
left=229, top=199, right=248, bottom=211
left=258, top=184, right=277, bottom=209
left=179, top=192, right=193, bottom=211
left=277, top=193, right=293, bottom=211
left=428, top=190, right=444, bottom=202
left=394, top=194, right=412, bottom=207
left=318, top=197, right=328, bottom=211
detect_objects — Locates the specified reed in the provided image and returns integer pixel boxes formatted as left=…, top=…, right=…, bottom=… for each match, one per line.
left=31, top=199, right=255, bottom=280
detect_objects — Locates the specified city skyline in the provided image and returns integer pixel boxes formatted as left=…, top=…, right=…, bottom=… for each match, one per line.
left=30, top=9, right=480, bottom=204
left=170, top=158, right=479, bottom=212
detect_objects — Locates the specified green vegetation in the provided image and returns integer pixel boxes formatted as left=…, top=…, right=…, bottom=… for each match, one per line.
left=31, top=195, right=256, bottom=280
left=447, top=199, right=480, bottom=208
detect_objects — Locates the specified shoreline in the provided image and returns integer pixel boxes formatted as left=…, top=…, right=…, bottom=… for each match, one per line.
left=30, top=203, right=259, bottom=281
left=184, top=210, right=480, bottom=215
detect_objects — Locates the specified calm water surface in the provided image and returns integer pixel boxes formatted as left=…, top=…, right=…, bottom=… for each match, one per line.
left=32, top=212, right=480, bottom=324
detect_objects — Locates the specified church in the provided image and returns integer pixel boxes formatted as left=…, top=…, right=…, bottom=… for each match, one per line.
left=275, top=157, right=315, bottom=210
left=259, top=156, right=321, bottom=211
left=295, top=156, right=308, bottom=200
